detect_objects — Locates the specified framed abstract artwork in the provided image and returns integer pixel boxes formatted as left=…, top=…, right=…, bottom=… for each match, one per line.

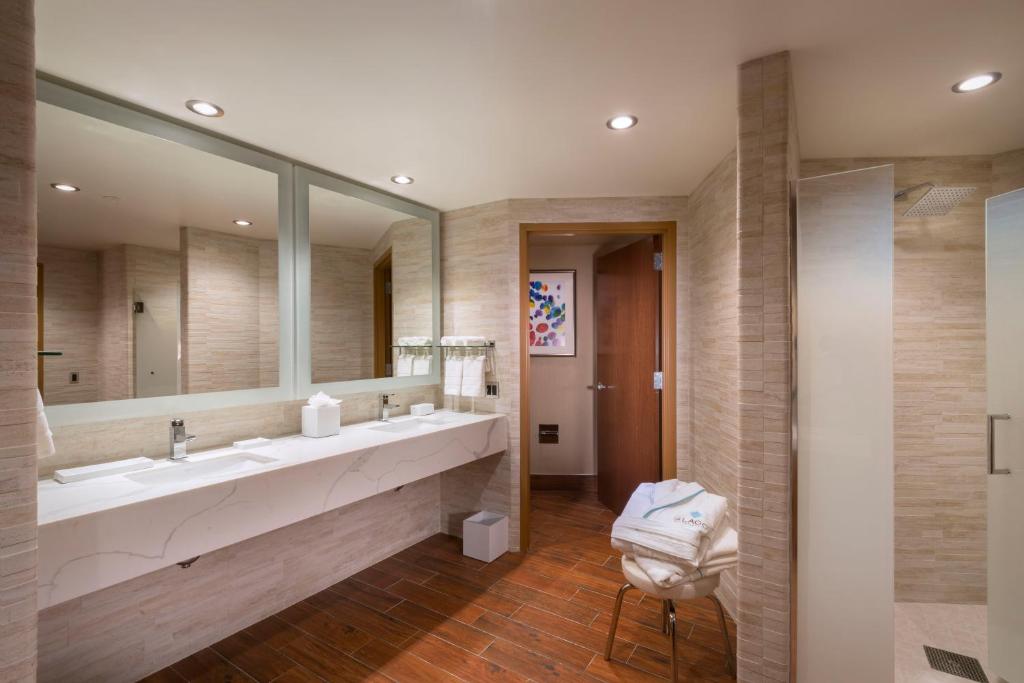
left=528, top=270, right=576, bottom=356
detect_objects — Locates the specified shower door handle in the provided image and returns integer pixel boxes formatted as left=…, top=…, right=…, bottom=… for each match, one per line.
left=987, top=413, right=1011, bottom=475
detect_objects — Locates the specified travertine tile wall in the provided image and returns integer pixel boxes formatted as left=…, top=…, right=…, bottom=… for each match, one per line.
left=42, top=384, right=440, bottom=475
left=97, top=245, right=131, bottom=401
left=257, top=241, right=278, bottom=388
left=310, top=244, right=373, bottom=382
left=687, top=150, right=740, bottom=615
left=38, top=474, right=442, bottom=683
left=0, top=1, right=38, bottom=679
left=438, top=197, right=691, bottom=548
left=36, top=246, right=99, bottom=404
left=735, top=51, right=796, bottom=683
left=372, top=217, right=434, bottom=343
left=180, top=227, right=277, bottom=393
left=992, top=147, right=1024, bottom=196
left=801, top=152, right=1024, bottom=604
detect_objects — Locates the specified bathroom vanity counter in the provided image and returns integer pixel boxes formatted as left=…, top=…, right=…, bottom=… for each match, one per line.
left=37, top=410, right=507, bottom=608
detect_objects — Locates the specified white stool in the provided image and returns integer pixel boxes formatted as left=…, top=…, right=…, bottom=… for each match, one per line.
left=603, top=556, right=735, bottom=681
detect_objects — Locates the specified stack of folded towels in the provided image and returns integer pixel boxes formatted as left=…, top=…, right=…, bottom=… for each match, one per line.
left=611, top=479, right=738, bottom=588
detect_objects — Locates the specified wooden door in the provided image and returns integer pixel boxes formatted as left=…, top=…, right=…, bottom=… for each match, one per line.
left=595, top=237, right=662, bottom=513
left=373, top=251, right=393, bottom=377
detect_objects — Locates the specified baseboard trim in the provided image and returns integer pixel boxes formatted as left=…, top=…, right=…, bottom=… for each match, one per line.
left=530, top=474, right=597, bottom=491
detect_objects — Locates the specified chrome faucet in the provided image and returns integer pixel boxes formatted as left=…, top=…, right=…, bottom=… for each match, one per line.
left=169, top=418, right=196, bottom=460
left=378, top=393, right=400, bottom=421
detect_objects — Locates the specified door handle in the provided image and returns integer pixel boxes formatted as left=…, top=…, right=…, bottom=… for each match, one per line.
left=586, top=383, right=616, bottom=391
left=987, top=413, right=1011, bottom=475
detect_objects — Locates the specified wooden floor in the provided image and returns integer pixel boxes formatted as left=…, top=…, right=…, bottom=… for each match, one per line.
left=142, top=489, right=737, bottom=682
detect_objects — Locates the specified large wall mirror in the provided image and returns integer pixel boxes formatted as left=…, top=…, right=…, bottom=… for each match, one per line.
left=297, top=168, right=440, bottom=395
left=38, top=79, right=295, bottom=425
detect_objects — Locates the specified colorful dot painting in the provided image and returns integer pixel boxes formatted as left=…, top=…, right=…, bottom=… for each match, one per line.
left=528, top=271, right=574, bottom=354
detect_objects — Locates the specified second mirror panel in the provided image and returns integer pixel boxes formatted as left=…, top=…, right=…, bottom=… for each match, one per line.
left=309, top=185, right=432, bottom=382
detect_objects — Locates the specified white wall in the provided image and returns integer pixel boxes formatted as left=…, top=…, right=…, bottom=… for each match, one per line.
left=796, top=164, right=894, bottom=683
left=528, top=243, right=597, bottom=475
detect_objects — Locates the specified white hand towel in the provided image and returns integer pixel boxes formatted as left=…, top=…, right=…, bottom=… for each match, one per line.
left=443, top=357, right=464, bottom=396
left=36, top=390, right=56, bottom=457
left=460, top=355, right=486, bottom=397
left=412, top=356, right=431, bottom=376
left=395, top=354, right=413, bottom=377
left=397, top=336, right=432, bottom=347
left=440, top=335, right=487, bottom=347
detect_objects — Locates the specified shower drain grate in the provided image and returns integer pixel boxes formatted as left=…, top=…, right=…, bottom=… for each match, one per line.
left=923, top=646, right=988, bottom=683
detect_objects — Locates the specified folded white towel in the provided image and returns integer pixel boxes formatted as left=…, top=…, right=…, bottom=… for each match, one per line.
left=395, top=354, right=414, bottom=377
left=460, top=355, right=486, bottom=397
left=397, top=336, right=432, bottom=346
left=631, top=527, right=738, bottom=587
left=440, top=335, right=487, bottom=346
left=36, top=390, right=55, bottom=457
left=611, top=480, right=728, bottom=565
left=412, top=356, right=431, bottom=376
left=443, top=357, right=464, bottom=396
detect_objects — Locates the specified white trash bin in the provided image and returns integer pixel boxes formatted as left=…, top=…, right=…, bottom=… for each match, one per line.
left=462, top=511, right=509, bottom=562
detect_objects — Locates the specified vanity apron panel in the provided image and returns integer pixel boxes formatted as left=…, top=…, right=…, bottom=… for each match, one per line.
left=37, top=412, right=507, bottom=608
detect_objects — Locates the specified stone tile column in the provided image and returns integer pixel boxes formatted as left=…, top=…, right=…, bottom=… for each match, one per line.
left=0, top=1, right=38, bottom=680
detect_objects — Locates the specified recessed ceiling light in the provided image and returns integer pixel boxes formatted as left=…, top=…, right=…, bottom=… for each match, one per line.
left=606, top=115, right=638, bottom=130
left=390, top=175, right=414, bottom=185
left=50, top=183, right=80, bottom=192
left=233, top=219, right=253, bottom=227
left=186, top=99, right=224, bottom=117
left=952, top=72, right=1002, bottom=93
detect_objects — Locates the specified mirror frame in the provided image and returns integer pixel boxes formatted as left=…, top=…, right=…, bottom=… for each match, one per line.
left=295, top=166, right=441, bottom=396
left=36, top=76, right=443, bottom=427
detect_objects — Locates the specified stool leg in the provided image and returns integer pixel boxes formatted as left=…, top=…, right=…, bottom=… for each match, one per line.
left=709, top=593, right=735, bottom=676
left=604, top=583, right=632, bottom=660
left=667, top=600, right=678, bottom=682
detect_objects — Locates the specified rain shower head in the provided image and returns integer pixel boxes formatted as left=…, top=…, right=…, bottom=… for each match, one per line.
left=894, top=182, right=976, bottom=217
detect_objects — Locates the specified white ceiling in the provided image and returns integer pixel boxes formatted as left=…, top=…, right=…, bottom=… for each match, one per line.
left=37, top=103, right=416, bottom=252
left=35, top=0, right=1024, bottom=211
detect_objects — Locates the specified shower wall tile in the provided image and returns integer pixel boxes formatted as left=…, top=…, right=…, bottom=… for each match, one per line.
left=992, top=147, right=1024, bottom=196
left=803, top=155, right=993, bottom=605
left=735, top=51, right=796, bottom=683
left=0, top=1, right=38, bottom=678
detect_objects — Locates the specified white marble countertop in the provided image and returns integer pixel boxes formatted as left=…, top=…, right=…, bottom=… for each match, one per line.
left=37, top=410, right=507, bottom=608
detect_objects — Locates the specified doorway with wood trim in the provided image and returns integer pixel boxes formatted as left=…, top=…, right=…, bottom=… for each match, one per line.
left=372, top=249, right=393, bottom=378
left=519, top=222, right=676, bottom=550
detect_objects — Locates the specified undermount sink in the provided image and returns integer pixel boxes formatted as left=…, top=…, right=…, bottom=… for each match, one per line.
left=418, top=413, right=465, bottom=426
left=368, top=419, right=431, bottom=434
left=125, top=452, right=278, bottom=485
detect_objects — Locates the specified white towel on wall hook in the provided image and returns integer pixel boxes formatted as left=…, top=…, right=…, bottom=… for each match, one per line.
left=461, top=355, right=486, bottom=398
left=443, top=357, right=464, bottom=396
left=395, top=354, right=414, bottom=377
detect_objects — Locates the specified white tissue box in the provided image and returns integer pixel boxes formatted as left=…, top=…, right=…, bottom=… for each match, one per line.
left=302, top=404, right=341, bottom=438
left=410, top=403, right=435, bottom=416
left=462, top=511, right=509, bottom=562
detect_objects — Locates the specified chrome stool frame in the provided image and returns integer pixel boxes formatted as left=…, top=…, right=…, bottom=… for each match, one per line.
left=603, top=582, right=735, bottom=681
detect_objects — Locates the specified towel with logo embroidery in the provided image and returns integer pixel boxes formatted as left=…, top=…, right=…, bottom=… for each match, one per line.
left=610, top=480, right=728, bottom=566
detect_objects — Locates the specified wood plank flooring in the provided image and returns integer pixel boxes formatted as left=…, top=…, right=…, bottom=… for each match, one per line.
left=141, top=489, right=737, bottom=682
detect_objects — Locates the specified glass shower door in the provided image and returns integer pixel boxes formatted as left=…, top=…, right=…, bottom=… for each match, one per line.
left=986, top=187, right=1024, bottom=682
